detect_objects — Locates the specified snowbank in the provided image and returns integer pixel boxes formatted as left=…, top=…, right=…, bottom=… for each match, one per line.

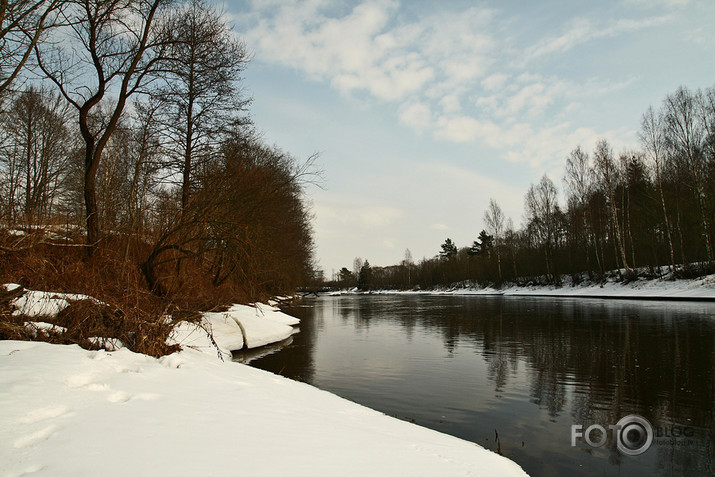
left=4, top=285, right=300, bottom=353
left=6, top=286, right=94, bottom=318
left=335, top=273, right=715, bottom=301
left=167, top=303, right=299, bottom=355
left=0, top=340, right=528, bottom=477
left=452, top=273, right=715, bottom=300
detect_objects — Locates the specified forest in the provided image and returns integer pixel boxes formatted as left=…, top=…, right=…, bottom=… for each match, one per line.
left=332, top=85, right=715, bottom=291
left=0, top=0, right=319, bottom=348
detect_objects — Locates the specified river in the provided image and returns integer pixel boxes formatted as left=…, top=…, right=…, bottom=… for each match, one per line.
left=233, top=294, right=714, bottom=477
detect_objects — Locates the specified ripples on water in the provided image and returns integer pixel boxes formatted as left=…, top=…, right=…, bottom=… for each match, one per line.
left=235, top=295, right=714, bottom=477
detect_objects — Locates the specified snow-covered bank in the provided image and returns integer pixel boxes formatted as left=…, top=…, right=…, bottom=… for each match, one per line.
left=4, top=284, right=301, bottom=353
left=0, top=340, right=528, bottom=477
left=334, top=272, right=715, bottom=301
left=169, top=303, right=300, bottom=357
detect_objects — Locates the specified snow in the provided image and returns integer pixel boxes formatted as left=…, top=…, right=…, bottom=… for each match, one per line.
left=23, top=322, right=67, bottom=337
left=167, top=304, right=298, bottom=356
left=457, top=273, right=715, bottom=300
left=6, top=286, right=298, bottom=354
left=342, top=273, right=715, bottom=300
left=0, top=340, right=529, bottom=477
left=9, top=290, right=93, bottom=318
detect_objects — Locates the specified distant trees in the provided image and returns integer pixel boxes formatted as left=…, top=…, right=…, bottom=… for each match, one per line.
left=326, top=84, right=714, bottom=290
left=483, top=199, right=504, bottom=281
left=524, top=175, right=561, bottom=281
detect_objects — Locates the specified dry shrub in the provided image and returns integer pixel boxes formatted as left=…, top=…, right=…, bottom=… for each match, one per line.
left=0, top=230, right=241, bottom=357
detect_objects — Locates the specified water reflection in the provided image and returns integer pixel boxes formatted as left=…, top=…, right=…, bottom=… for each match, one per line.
left=236, top=295, right=713, bottom=477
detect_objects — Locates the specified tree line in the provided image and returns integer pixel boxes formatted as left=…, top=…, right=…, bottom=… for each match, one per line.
left=0, top=0, right=318, bottom=302
left=331, top=85, right=714, bottom=290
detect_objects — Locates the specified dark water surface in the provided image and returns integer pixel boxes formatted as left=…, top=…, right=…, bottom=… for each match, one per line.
left=234, top=295, right=714, bottom=477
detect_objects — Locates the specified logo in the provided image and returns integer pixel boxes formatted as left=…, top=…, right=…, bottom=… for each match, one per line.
left=613, top=415, right=653, bottom=455
left=571, top=414, right=654, bottom=456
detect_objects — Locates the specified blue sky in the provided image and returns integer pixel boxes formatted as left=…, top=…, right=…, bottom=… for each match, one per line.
left=226, top=0, right=715, bottom=277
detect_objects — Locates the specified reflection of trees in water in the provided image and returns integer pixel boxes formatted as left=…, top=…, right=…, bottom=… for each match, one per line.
left=444, top=297, right=713, bottom=475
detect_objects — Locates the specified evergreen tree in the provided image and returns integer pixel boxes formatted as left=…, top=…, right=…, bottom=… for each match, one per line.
left=440, top=238, right=458, bottom=259
left=468, top=230, right=494, bottom=257
left=358, top=260, right=372, bottom=290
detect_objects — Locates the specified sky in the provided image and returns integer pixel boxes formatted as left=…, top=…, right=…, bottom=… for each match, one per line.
left=224, top=0, right=715, bottom=278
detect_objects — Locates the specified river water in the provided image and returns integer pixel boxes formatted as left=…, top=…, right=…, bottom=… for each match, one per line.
left=233, top=294, right=714, bottom=477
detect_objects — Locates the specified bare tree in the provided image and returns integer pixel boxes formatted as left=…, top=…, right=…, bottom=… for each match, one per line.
left=563, top=145, right=600, bottom=274
left=0, top=85, right=73, bottom=222
left=524, top=174, right=560, bottom=280
left=34, top=0, right=171, bottom=251
left=156, top=0, right=249, bottom=211
left=640, top=106, right=675, bottom=269
left=663, top=86, right=712, bottom=262
left=0, top=0, right=63, bottom=101
left=483, top=198, right=505, bottom=281
left=592, top=138, right=630, bottom=272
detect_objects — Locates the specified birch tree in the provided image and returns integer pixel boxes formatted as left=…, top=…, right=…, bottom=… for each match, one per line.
left=483, top=198, right=505, bottom=281
left=592, top=138, right=630, bottom=272
left=640, top=106, right=675, bottom=269
left=663, top=86, right=712, bottom=262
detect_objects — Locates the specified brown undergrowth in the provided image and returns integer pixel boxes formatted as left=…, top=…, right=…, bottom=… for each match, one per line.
left=0, top=229, right=257, bottom=358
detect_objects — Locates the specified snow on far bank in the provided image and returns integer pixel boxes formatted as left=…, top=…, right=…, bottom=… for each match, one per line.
left=334, top=273, right=715, bottom=301
left=0, top=341, right=529, bottom=477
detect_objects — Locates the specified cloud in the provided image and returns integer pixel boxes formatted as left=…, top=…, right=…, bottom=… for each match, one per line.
left=237, top=2, right=660, bottom=170
left=523, top=15, right=671, bottom=61
left=399, top=102, right=432, bottom=131
left=240, top=1, right=496, bottom=102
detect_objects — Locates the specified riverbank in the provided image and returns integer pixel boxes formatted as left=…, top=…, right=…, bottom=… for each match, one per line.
left=1, top=285, right=529, bottom=477
left=0, top=340, right=528, bottom=476
left=332, top=271, right=715, bottom=301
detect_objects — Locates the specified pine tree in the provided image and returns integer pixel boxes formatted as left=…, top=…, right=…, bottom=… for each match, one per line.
left=468, top=230, right=494, bottom=257
left=440, top=238, right=458, bottom=259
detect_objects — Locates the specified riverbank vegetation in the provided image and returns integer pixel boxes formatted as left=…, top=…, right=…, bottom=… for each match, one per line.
left=0, top=0, right=318, bottom=351
left=331, top=85, right=715, bottom=291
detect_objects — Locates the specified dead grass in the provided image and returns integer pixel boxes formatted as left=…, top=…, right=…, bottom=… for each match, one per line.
left=0, top=228, right=253, bottom=358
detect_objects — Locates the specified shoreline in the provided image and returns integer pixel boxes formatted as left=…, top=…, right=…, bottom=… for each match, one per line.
left=0, top=339, right=530, bottom=476
left=325, top=272, right=715, bottom=302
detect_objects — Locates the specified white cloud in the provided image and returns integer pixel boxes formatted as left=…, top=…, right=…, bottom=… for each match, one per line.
left=434, top=116, right=483, bottom=143
left=523, top=15, right=671, bottom=61
left=481, top=73, right=509, bottom=91
left=399, top=102, right=432, bottom=131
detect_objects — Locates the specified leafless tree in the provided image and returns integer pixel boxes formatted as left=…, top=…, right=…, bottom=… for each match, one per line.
left=524, top=174, right=561, bottom=280
left=34, top=0, right=171, bottom=251
left=563, top=145, right=601, bottom=273
left=592, top=138, right=630, bottom=272
left=662, top=86, right=712, bottom=262
left=483, top=198, right=505, bottom=281
left=640, top=106, right=675, bottom=269
left=0, top=85, right=73, bottom=222
left=155, top=0, right=249, bottom=211
left=0, top=0, right=63, bottom=101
